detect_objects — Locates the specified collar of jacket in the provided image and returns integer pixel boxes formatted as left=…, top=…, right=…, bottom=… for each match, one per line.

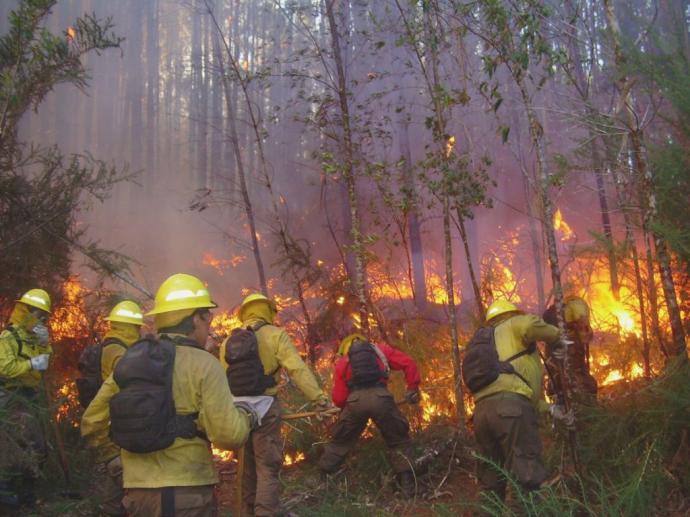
left=159, top=333, right=204, bottom=350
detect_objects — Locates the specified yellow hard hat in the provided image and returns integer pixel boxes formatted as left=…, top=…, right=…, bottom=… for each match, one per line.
left=239, top=293, right=276, bottom=314
left=18, top=288, right=52, bottom=313
left=338, top=333, right=367, bottom=356
left=564, top=296, right=589, bottom=323
left=486, top=300, right=518, bottom=322
left=146, top=274, right=217, bottom=316
left=106, top=300, right=144, bottom=325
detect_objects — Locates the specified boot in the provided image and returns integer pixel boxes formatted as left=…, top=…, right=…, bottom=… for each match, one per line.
left=396, top=471, right=416, bottom=498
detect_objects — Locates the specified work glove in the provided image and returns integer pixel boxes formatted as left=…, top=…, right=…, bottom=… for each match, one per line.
left=551, top=338, right=573, bottom=362
left=549, top=404, right=575, bottom=429
left=31, top=324, right=50, bottom=345
left=235, top=401, right=260, bottom=430
left=405, top=389, right=421, bottom=405
left=313, top=397, right=337, bottom=421
left=30, top=354, right=50, bottom=371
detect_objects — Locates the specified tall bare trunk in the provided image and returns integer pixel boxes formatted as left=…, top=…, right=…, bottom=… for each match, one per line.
left=456, top=210, right=484, bottom=318
left=216, top=44, right=268, bottom=295
left=399, top=117, right=428, bottom=313
left=605, top=0, right=687, bottom=358
left=325, top=0, right=369, bottom=334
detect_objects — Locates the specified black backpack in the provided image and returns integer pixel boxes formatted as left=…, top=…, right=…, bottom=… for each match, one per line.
left=109, top=336, right=202, bottom=453
left=225, top=322, right=277, bottom=396
left=347, top=340, right=389, bottom=389
left=76, top=337, right=126, bottom=409
left=461, top=326, right=534, bottom=394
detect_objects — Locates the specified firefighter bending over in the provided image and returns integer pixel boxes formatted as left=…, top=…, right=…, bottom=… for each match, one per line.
left=463, top=300, right=573, bottom=507
left=318, top=333, right=421, bottom=497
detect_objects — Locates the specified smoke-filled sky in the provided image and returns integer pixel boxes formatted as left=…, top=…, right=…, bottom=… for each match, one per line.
left=7, top=0, right=633, bottom=313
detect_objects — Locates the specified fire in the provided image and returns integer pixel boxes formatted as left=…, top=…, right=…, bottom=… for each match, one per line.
left=446, top=135, right=456, bottom=157
left=49, top=277, right=94, bottom=341
left=554, top=208, right=575, bottom=241
left=54, top=380, right=80, bottom=428
left=283, top=452, right=305, bottom=466
left=66, top=26, right=76, bottom=42
left=211, top=310, right=241, bottom=339
left=203, top=252, right=245, bottom=276
left=212, top=447, right=234, bottom=462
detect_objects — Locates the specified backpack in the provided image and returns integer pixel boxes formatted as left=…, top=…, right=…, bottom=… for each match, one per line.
left=109, top=336, right=202, bottom=453
left=225, top=322, right=278, bottom=396
left=76, top=337, right=126, bottom=409
left=461, top=326, right=534, bottom=395
left=347, top=340, right=389, bottom=389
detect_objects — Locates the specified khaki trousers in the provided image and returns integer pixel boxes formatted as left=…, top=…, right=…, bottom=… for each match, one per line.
left=241, top=399, right=283, bottom=517
left=473, top=392, right=547, bottom=502
left=97, top=455, right=125, bottom=516
left=318, top=386, right=413, bottom=475
left=122, top=485, right=215, bottom=517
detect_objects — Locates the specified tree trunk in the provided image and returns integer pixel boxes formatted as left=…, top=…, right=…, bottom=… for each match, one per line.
left=216, top=44, right=268, bottom=295
left=325, top=0, right=369, bottom=334
left=604, top=0, right=687, bottom=358
left=398, top=116, right=428, bottom=312
left=456, top=210, right=484, bottom=318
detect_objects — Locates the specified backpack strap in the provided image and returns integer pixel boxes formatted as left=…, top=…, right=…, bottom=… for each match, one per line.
left=7, top=326, right=28, bottom=360
left=101, top=336, right=127, bottom=350
left=370, top=343, right=390, bottom=377
left=247, top=322, right=280, bottom=378
left=493, top=327, right=534, bottom=390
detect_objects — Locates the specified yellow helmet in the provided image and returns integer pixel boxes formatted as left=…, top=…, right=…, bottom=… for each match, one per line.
left=18, top=288, right=52, bottom=313
left=106, top=300, right=144, bottom=326
left=146, top=274, right=217, bottom=316
left=486, top=300, right=518, bottom=322
left=338, top=333, right=367, bottom=356
left=239, top=293, right=276, bottom=317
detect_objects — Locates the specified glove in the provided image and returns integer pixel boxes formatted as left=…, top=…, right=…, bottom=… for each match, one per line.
left=32, top=324, right=50, bottom=345
left=551, top=338, right=572, bottom=362
left=235, top=401, right=259, bottom=430
left=405, top=389, right=421, bottom=404
left=313, top=397, right=336, bottom=421
left=30, top=354, right=50, bottom=371
left=549, top=404, right=575, bottom=429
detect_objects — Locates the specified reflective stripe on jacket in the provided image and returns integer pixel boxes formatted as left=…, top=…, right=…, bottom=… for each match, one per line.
left=81, top=335, right=250, bottom=488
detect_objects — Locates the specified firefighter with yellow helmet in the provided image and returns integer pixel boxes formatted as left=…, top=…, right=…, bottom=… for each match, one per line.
left=220, top=292, right=331, bottom=516
left=76, top=300, right=144, bottom=516
left=82, top=274, right=252, bottom=516
left=464, top=300, right=572, bottom=505
left=0, top=288, right=52, bottom=508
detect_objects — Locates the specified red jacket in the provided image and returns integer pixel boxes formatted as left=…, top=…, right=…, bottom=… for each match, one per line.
left=331, top=342, right=421, bottom=408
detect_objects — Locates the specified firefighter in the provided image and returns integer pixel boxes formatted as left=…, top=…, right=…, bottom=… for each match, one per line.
left=543, top=296, right=598, bottom=402
left=220, top=292, right=331, bottom=517
left=82, top=274, right=252, bottom=516
left=90, top=300, right=144, bottom=516
left=471, top=300, right=573, bottom=506
left=0, top=289, right=52, bottom=508
left=318, top=333, right=421, bottom=497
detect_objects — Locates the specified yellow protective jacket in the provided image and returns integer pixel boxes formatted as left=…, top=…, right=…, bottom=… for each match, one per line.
left=474, top=313, right=560, bottom=411
left=89, top=323, right=141, bottom=463
left=220, top=316, right=325, bottom=402
left=100, top=323, right=140, bottom=380
left=81, top=334, right=250, bottom=488
left=0, top=304, right=52, bottom=389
